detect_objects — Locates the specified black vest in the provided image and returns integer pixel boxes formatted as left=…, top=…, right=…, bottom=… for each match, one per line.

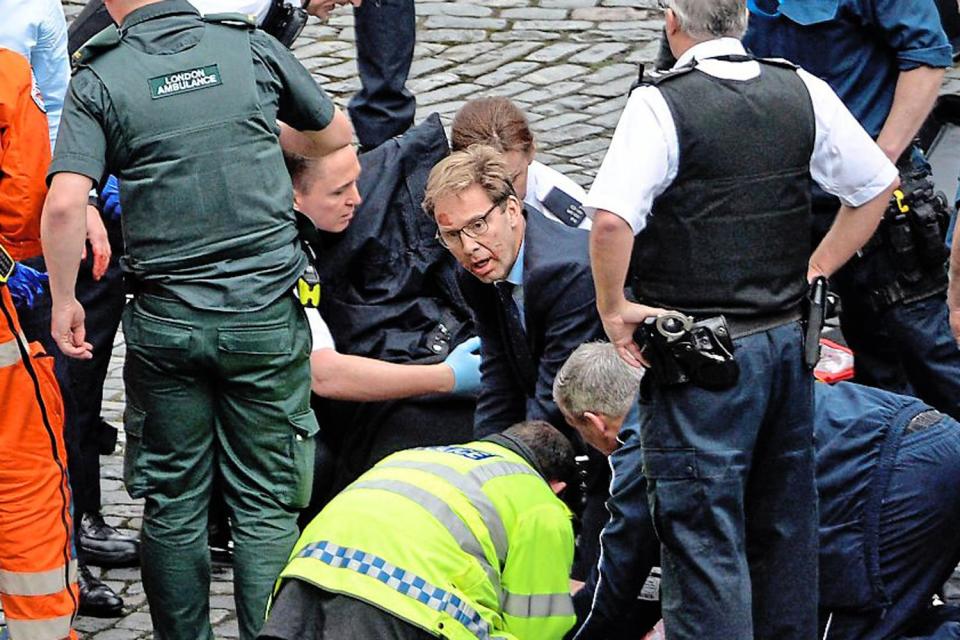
left=631, top=58, right=815, bottom=318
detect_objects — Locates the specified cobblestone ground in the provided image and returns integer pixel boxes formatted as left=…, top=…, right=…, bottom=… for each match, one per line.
left=3, top=1, right=958, bottom=638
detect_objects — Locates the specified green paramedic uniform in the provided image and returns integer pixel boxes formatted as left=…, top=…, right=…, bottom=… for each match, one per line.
left=48, top=2, right=335, bottom=638
left=276, top=441, right=578, bottom=639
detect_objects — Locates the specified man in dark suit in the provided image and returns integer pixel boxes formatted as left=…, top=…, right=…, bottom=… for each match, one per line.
left=423, top=144, right=603, bottom=437
left=422, top=144, right=607, bottom=576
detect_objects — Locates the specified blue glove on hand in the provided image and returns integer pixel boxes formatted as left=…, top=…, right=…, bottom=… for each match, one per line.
left=445, top=336, right=482, bottom=395
left=101, top=175, right=121, bottom=221
left=8, top=262, right=48, bottom=310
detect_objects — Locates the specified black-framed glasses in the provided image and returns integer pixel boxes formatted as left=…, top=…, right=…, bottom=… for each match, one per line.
left=436, top=195, right=510, bottom=249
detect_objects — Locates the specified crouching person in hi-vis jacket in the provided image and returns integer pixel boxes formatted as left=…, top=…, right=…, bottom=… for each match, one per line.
left=259, top=420, right=579, bottom=640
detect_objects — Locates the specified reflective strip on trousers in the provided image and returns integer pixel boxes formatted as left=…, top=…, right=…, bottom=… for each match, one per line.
left=298, top=540, right=491, bottom=639
left=4, top=613, right=74, bottom=640
left=0, top=335, right=23, bottom=367
left=377, top=460, right=538, bottom=567
left=502, top=591, right=575, bottom=618
left=347, top=478, right=501, bottom=594
left=0, top=561, right=77, bottom=596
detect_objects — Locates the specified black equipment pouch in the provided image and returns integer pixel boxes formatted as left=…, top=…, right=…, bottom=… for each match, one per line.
left=882, top=172, right=951, bottom=280
left=635, top=311, right=740, bottom=391
left=802, top=276, right=828, bottom=370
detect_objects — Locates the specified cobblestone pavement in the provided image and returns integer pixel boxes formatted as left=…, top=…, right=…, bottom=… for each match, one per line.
left=5, top=1, right=958, bottom=638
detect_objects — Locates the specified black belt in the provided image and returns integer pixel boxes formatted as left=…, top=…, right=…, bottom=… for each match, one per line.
left=905, top=409, right=944, bottom=434
left=725, top=308, right=803, bottom=340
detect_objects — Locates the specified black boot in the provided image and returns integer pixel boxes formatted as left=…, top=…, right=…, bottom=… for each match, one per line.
left=79, top=512, right=140, bottom=567
left=78, top=563, right=124, bottom=618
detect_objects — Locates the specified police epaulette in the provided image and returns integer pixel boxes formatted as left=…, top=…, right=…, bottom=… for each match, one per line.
left=71, top=25, right=120, bottom=68
left=756, top=56, right=800, bottom=71
left=202, top=12, right=257, bottom=28
left=629, top=64, right=695, bottom=94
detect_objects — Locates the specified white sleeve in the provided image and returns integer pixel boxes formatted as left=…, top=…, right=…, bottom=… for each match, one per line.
left=583, top=86, right=677, bottom=234
left=800, top=69, right=898, bottom=208
left=305, top=308, right=335, bottom=352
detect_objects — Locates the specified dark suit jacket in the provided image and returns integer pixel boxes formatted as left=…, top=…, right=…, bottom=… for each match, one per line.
left=458, top=210, right=605, bottom=437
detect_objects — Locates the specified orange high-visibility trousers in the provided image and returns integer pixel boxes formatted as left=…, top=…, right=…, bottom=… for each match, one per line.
left=0, top=285, right=77, bottom=640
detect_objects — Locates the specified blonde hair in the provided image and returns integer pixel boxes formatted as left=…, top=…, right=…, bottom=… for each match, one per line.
left=422, top=145, right=515, bottom=218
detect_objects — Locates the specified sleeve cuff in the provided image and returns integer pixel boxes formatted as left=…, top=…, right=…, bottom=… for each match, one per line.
left=839, top=161, right=899, bottom=208
left=583, top=197, right=647, bottom=235
left=47, top=154, right=103, bottom=188
left=897, top=45, right=955, bottom=70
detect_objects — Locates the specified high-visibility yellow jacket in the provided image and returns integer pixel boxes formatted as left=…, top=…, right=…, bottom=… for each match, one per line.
left=278, top=441, right=576, bottom=639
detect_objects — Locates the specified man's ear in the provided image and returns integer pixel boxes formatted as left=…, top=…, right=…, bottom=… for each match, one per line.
left=665, top=8, right=680, bottom=36
left=548, top=479, right=567, bottom=496
left=583, top=411, right=608, bottom=436
left=292, top=189, right=302, bottom=211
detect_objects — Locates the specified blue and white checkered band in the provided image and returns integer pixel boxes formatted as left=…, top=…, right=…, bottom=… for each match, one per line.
left=299, top=541, right=492, bottom=639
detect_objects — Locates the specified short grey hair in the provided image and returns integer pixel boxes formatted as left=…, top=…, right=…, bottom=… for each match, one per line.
left=553, top=342, right=642, bottom=420
left=667, top=0, right=748, bottom=40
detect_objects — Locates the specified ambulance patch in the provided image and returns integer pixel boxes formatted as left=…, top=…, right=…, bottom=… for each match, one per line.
left=30, top=72, right=46, bottom=113
left=149, top=65, right=222, bottom=99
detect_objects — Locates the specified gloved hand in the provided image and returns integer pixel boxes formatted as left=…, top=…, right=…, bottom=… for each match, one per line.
left=101, top=175, right=121, bottom=221
left=444, top=336, right=482, bottom=395
left=8, top=262, right=48, bottom=310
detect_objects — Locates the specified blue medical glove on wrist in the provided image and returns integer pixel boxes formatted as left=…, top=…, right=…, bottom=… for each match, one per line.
left=445, top=336, right=482, bottom=395
left=101, top=175, right=121, bottom=221
left=8, top=262, right=48, bottom=310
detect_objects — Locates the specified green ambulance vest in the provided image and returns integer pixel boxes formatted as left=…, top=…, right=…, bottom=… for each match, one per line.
left=81, top=18, right=305, bottom=311
left=279, top=442, right=577, bottom=640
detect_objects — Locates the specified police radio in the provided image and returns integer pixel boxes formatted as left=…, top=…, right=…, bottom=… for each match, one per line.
left=261, top=0, right=309, bottom=47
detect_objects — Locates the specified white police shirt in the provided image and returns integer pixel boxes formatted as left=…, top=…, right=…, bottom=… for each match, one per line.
left=525, top=161, right=592, bottom=230
left=188, top=0, right=297, bottom=24
left=305, top=308, right=335, bottom=353
left=585, top=37, right=898, bottom=234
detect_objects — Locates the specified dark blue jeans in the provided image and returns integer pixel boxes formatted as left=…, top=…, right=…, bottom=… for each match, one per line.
left=348, top=0, right=416, bottom=150
left=642, top=322, right=818, bottom=640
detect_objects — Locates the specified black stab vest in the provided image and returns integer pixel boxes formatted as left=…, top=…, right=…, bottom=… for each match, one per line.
left=631, top=58, right=816, bottom=318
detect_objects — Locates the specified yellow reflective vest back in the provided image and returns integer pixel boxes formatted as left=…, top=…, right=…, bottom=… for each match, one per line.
left=277, top=441, right=576, bottom=639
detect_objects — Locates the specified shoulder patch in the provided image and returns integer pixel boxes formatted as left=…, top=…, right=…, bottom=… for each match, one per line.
left=71, top=25, right=120, bottom=68
left=437, top=446, right=498, bottom=461
left=29, top=72, right=46, bottom=113
left=541, top=187, right=586, bottom=228
left=202, top=12, right=257, bottom=28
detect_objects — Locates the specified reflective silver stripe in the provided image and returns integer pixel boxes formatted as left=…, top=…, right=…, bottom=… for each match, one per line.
left=467, top=461, right=539, bottom=486
left=299, top=541, right=491, bottom=639
left=379, top=460, right=510, bottom=567
left=502, top=591, right=575, bottom=618
left=0, top=335, right=23, bottom=367
left=0, top=561, right=77, bottom=596
left=4, top=613, right=75, bottom=640
left=347, top=479, right=501, bottom=593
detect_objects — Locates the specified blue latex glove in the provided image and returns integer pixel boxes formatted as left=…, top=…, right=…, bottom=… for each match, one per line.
left=101, top=175, right=121, bottom=221
left=8, top=262, right=48, bottom=310
left=445, top=336, right=482, bottom=395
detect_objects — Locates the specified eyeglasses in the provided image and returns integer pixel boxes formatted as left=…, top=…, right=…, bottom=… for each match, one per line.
left=436, top=196, right=509, bottom=249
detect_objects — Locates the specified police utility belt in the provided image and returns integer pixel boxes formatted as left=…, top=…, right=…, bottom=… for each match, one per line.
left=860, top=170, right=952, bottom=312
left=634, top=307, right=802, bottom=391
